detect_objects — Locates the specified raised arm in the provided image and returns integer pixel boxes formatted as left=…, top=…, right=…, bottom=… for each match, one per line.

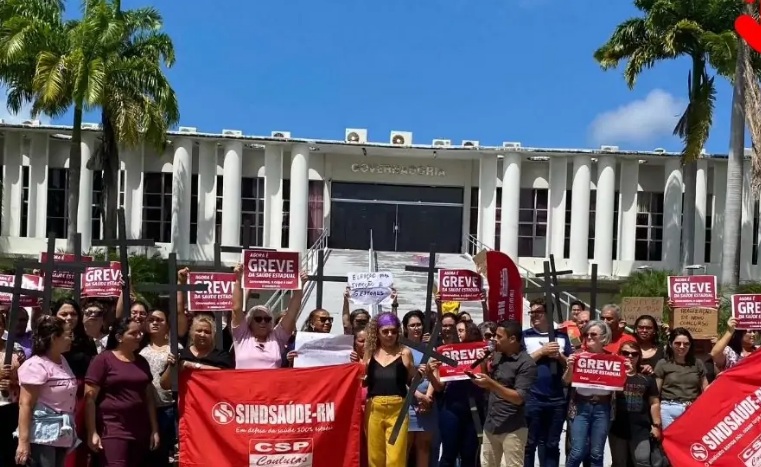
left=710, top=317, right=736, bottom=369
left=277, top=272, right=307, bottom=335
left=176, top=268, right=189, bottom=338
left=231, top=263, right=245, bottom=328
left=342, top=287, right=351, bottom=333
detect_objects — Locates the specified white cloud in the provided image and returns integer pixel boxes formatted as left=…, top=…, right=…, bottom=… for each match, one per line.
left=0, top=84, right=51, bottom=124
left=588, top=89, right=686, bottom=146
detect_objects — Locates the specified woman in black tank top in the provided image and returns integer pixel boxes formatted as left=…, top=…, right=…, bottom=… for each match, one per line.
left=363, top=312, right=430, bottom=467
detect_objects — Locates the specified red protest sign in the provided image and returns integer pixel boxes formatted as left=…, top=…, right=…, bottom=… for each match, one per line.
left=242, top=249, right=300, bottom=290
left=571, top=352, right=627, bottom=391
left=438, top=269, right=482, bottom=302
left=178, top=363, right=363, bottom=467
left=436, top=342, right=485, bottom=382
left=188, top=272, right=235, bottom=312
left=668, top=275, right=717, bottom=308
left=731, top=294, right=761, bottom=330
left=473, top=250, right=523, bottom=325
left=81, top=262, right=122, bottom=297
left=663, top=351, right=761, bottom=466
left=0, top=274, right=43, bottom=307
left=39, top=252, right=94, bottom=289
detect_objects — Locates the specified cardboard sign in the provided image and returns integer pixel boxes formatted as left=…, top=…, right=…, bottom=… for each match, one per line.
left=437, top=269, right=482, bottom=302
left=0, top=274, right=43, bottom=307
left=731, top=294, right=761, bottom=330
left=621, top=297, right=664, bottom=323
left=571, top=352, right=627, bottom=391
left=188, top=272, right=235, bottom=312
left=668, top=275, right=717, bottom=308
left=242, top=249, right=300, bottom=290
left=81, top=262, right=122, bottom=297
left=39, top=252, right=94, bottom=289
left=671, top=307, right=719, bottom=339
left=436, top=342, right=486, bottom=382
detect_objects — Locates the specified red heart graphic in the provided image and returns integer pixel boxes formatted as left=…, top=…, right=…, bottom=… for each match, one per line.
left=736, top=14, right=761, bottom=53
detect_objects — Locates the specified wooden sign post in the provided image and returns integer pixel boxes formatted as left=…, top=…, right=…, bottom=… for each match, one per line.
left=403, top=244, right=442, bottom=333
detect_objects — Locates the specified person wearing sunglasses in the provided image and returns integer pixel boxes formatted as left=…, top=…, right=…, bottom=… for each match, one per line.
left=230, top=264, right=305, bottom=369
left=283, top=309, right=336, bottom=367
left=609, top=341, right=663, bottom=467
left=655, top=328, right=709, bottom=429
left=82, top=303, right=108, bottom=355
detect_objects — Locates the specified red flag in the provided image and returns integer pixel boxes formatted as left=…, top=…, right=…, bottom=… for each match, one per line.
left=662, top=350, right=761, bottom=466
left=178, top=364, right=364, bottom=467
left=474, top=250, right=523, bottom=325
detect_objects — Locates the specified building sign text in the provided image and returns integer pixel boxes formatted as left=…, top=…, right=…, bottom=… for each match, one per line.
left=350, top=163, right=446, bottom=177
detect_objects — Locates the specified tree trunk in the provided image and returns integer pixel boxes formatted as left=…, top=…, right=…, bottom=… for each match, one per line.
left=721, top=38, right=747, bottom=287
left=101, top=109, right=119, bottom=244
left=66, top=105, right=84, bottom=253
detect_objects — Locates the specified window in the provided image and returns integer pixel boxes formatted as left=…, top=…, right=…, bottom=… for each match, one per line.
left=308, top=180, right=325, bottom=246
left=47, top=169, right=104, bottom=239
left=190, top=175, right=199, bottom=244
left=240, top=177, right=265, bottom=247
left=118, top=169, right=125, bottom=208
left=215, top=176, right=223, bottom=243
left=281, top=180, right=291, bottom=248
left=612, top=191, right=619, bottom=260
left=468, top=187, right=502, bottom=250
left=518, top=188, right=548, bottom=257
left=564, top=190, right=597, bottom=259
left=142, top=172, right=172, bottom=242
left=91, top=171, right=103, bottom=240
left=705, top=197, right=713, bottom=263
left=20, top=166, right=30, bottom=237
left=634, top=192, right=664, bottom=261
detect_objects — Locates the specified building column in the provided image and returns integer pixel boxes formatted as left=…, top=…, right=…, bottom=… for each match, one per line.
left=197, top=141, right=217, bottom=245
left=221, top=141, right=243, bottom=253
left=711, top=163, right=727, bottom=264
left=170, top=138, right=192, bottom=258
left=548, top=157, right=568, bottom=258
left=2, top=132, right=22, bottom=237
left=263, top=145, right=283, bottom=249
left=618, top=159, right=639, bottom=261
left=500, top=153, right=521, bottom=260
left=693, top=160, right=708, bottom=264
left=25, top=135, right=48, bottom=238
left=594, top=156, right=616, bottom=276
left=569, top=155, right=592, bottom=274
left=123, top=145, right=144, bottom=240
left=288, top=144, right=310, bottom=255
left=662, top=159, right=683, bottom=271
left=741, top=165, right=754, bottom=280
left=477, top=155, right=498, bottom=250
left=77, top=133, right=95, bottom=251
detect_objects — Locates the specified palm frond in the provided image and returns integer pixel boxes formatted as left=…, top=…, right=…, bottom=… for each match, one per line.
left=674, top=71, right=716, bottom=163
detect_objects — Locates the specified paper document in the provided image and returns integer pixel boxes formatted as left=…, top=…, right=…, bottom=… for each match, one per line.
left=293, top=331, right=354, bottom=368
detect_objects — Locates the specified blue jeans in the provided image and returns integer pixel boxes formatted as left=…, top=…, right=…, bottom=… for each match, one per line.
left=524, top=397, right=567, bottom=467
left=438, top=402, right=479, bottom=467
left=661, top=401, right=688, bottom=429
left=566, top=402, right=610, bottom=467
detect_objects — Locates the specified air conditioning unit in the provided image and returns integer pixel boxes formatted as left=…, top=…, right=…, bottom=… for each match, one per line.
left=81, top=122, right=101, bottom=130
left=222, top=129, right=242, bottom=137
left=502, top=141, right=521, bottom=149
left=22, top=120, right=40, bottom=127
left=178, top=126, right=197, bottom=134
left=600, top=145, right=619, bottom=152
left=432, top=139, right=451, bottom=147
left=345, top=128, right=367, bottom=143
left=390, top=131, right=412, bottom=146
left=653, top=148, right=666, bottom=154
left=745, top=147, right=753, bottom=157
left=271, top=131, right=291, bottom=138
left=461, top=140, right=479, bottom=148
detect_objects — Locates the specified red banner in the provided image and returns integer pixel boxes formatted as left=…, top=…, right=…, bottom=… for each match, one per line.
left=179, top=364, right=363, bottom=467
left=438, top=269, right=482, bottom=302
left=81, top=262, right=122, bottom=297
left=571, top=352, right=627, bottom=391
left=473, top=250, right=523, bottom=325
left=668, top=275, right=717, bottom=308
left=731, top=294, right=761, bottom=330
left=437, top=342, right=485, bottom=382
left=242, top=250, right=300, bottom=290
left=0, top=274, right=43, bottom=306
left=188, top=272, right=235, bottom=312
left=39, top=252, right=93, bottom=289
left=663, top=351, right=761, bottom=466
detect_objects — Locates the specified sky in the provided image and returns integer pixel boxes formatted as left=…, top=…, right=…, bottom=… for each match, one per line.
left=0, top=0, right=746, bottom=154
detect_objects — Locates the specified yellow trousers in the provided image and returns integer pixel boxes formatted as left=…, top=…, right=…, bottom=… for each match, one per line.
left=366, top=395, right=408, bottom=467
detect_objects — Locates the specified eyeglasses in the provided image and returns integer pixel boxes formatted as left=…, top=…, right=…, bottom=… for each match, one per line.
left=381, top=329, right=398, bottom=336
left=673, top=342, right=690, bottom=348
left=253, top=316, right=273, bottom=324
left=621, top=351, right=640, bottom=358
left=318, top=316, right=334, bottom=324
left=84, top=309, right=103, bottom=318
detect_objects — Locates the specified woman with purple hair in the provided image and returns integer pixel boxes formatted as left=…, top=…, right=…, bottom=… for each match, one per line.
left=363, top=312, right=434, bottom=467
left=229, top=264, right=306, bottom=369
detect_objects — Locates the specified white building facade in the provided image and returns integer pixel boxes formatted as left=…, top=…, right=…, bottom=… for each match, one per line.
left=0, top=123, right=755, bottom=279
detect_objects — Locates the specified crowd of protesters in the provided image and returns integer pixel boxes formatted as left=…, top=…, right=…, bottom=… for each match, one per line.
left=0, top=263, right=756, bottom=467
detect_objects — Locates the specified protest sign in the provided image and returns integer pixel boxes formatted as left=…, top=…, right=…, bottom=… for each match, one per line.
left=188, top=272, right=235, bottom=312
left=437, top=269, right=482, bottom=302
left=571, top=352, right=627, bottom=391
left=668, top=275, right=717, bottom=308
left=293, top=331, right=354, bottom=368
left=671, top=307, right=719, bottom=339
left=39, top=252, right=94, bottom=289
left=436, top=342, right=485, bottom=382
left=621, top=296, right=664, bottom=323
left=81, top=262, right=122, bottom=298
left=473, top=250, right=523, bottom=324
left=242, top=249, right=299, bottom=290
left=347, top=271, right=393, bottom=306
left=0, top=274, right=43, bottom=307
left=731, top=294, right=761, bottom=330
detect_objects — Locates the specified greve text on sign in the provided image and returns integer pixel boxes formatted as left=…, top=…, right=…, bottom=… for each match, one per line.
left=242, top=250, right=300, bottom=290
left=668, top=275, right=717, bottom=308
left=732, top=294, right=761, bottom=330
left=188, top=272, right=235, bottom=312
left=437, top=269, right=482, bottom=302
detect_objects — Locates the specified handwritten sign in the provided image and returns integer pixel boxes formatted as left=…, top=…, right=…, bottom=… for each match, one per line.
left=671, top=307, right=718, bottom=339
left=347, top=271, right=393, bottom=306
left=572, top=352, right=627, bottom=391
left=437, top=269, right=482, bottom=302
left=731, top=294, right=761, bottom=330
left=667, top=275, right=717, bottom=308
left=188, top=272, right=234, bottom=312
left=81, top=262, right=122, bottom=297
left=621, top=297, right=664, bottom=323
left=242, top=249, right=299, bottom=290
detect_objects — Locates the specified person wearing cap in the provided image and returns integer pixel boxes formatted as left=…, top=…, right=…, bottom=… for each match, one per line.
left=230, top=264, right=306, bottom=369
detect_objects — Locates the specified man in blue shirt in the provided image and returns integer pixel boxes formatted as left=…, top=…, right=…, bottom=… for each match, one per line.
left=522, top=298, right=572, bottom=467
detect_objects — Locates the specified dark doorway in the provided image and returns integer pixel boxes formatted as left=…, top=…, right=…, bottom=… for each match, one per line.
left=328, top=182, right=464, bottom=253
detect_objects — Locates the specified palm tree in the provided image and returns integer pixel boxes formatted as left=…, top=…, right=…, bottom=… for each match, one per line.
left=85, top=1, right=179, bottom=242
left=594, top=0, right=740, bottom=272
